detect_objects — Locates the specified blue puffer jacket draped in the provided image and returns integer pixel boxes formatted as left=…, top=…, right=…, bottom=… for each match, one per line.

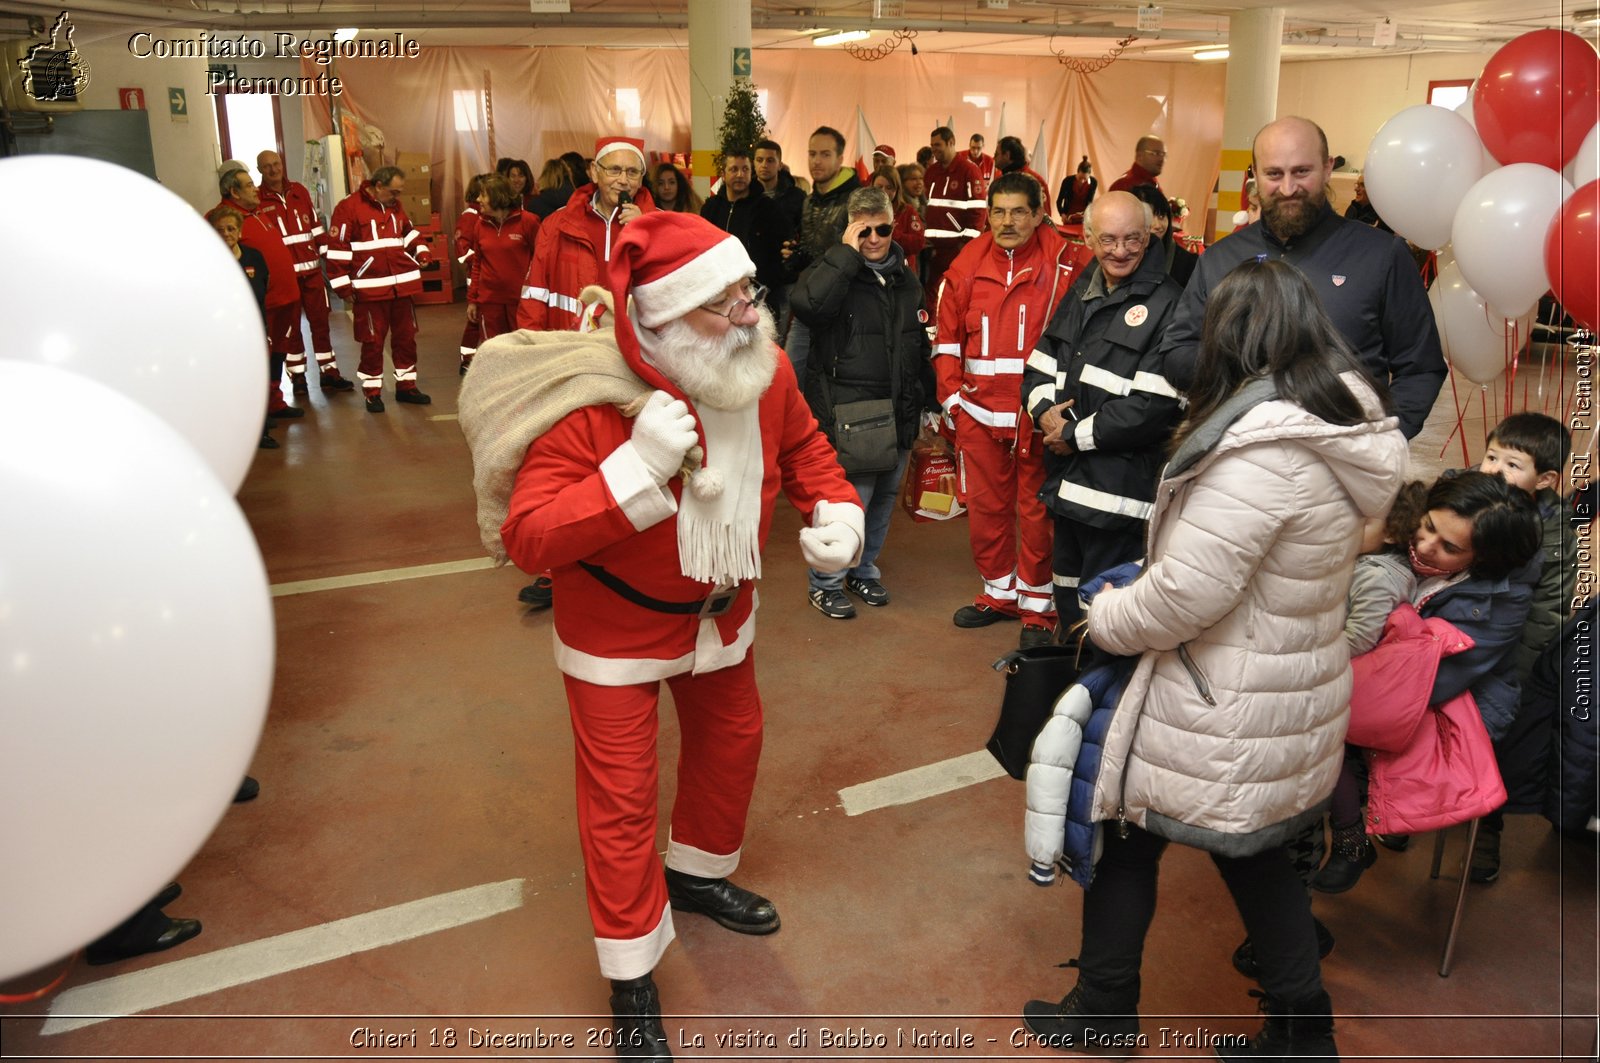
left=1024, top=659, right=1135, bottom=888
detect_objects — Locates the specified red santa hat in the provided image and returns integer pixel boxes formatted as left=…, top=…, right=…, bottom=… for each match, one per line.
left=593, top=135, right=646, bottom=170
left=872, top=144, right=897, bottom=165
left=609, top=212, right=756, bottom=331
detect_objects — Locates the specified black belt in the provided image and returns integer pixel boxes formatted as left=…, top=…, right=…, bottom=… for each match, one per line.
left=577, top=561, right=740, bottom=619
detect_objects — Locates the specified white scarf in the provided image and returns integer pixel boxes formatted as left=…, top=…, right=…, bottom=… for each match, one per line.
left=677, top=403, right=764, bottom=586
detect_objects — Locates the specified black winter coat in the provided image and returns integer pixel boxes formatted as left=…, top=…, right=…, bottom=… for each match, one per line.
left=793, top=171, right=864, bottom=275
left=1539, top=602, right=1598, bottom=831
left=700, top=190, right=794, bottom=292
left=791, top=242, right=930, bottom=451
left=1024, top=250, right=1184, bottom=530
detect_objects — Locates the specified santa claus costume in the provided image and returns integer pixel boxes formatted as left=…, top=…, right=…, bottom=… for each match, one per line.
left=464, top=213, right=862, bottom=1053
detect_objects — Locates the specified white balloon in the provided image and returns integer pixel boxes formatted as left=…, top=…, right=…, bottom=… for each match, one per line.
left=0, top=362, right=273, bottom=979
left=0, top=156, right=268, bottom=494
left=1451, top=163, right=1573, bottom=320
left=1365, top=104, right=1488, bottom=251
left=1454, top=85, right=1502, bottom=178
left=1564, top=123, right=1600, bottom=190
left=1428, top=248, right=1534, bottom=385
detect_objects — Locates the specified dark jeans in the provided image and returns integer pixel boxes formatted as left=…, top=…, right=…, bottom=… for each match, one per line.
left=1079, top=824, right=1326, bottom=1004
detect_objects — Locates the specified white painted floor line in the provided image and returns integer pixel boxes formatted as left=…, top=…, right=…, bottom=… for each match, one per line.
left=838, top=750, right=1006, bottom=816
left=428, top=413, right=459, bottom=422
left=42, top=879, right=526, bottom=1036
left=270, top=556, right=497, bottom=597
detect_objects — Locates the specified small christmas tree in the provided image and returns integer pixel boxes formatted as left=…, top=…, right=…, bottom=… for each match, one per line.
left=715, top=79, right=767, bottom=174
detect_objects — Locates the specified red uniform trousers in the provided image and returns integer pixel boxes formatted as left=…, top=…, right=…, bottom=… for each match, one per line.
left=562, top=653, right=763, bottom=979
left=263, top=299, right=303, bottom=409
left=283, top=272, right=336, bottom=377
left=352, top=298, right=419, bottom=391
left=474, top=302, right=516, bottom=343
left=459, top=317, right=482, bottom=368
left=955, top=413, right=1055, bottom=626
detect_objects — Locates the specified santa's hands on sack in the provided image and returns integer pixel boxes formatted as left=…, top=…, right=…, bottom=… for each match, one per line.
left=799, top=501, right=866, bottom=574
left=1079, top=560, right=1143, bottom=608
left=629, top=390, right=699, bottom=485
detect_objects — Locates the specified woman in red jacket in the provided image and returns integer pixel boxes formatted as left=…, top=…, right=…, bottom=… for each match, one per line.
left=469, top=174, right=541, bottom=343
left=870, top=165, right=925, bottom=260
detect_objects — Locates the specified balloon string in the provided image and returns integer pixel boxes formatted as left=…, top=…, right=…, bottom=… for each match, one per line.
left=1442, top=359, right=1470, bottom=466
left=1479, top=384, right=1490, bottom=457
left=0, top=953, right=77, bottom=1003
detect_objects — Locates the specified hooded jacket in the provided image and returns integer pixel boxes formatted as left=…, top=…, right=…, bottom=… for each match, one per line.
left=791, top=241, right=930, bottom=450
left=934, top=225, right=1076, bottom=442
left=325, top=182, right=432, bottom=303
left=1085, top=375, right=1406, bottom=856
left=515, top=184, right=657, bottom=330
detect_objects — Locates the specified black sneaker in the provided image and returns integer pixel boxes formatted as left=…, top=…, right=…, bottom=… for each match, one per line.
left=518, top=576, right=554, bottom=608
left=844, top=576, right=890, bottom=606
left=953, top=603, right=1016, bottom=628
left=1019, top=625, right=1055, bottom=649
left=365, top=393, right=385, bottom=413
left=1470, top=822, right=1501, bottom=884
left=290, top=374, right=310, bottom=396
left=320, top=371, right=355, bottom=392
left=808, top=587, right=856, bottom=619
left=258, top=432, right=279, bottom=450
left=395, top=387, right=432, bottom=405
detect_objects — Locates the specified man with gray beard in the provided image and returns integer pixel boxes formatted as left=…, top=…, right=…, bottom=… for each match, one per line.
left=461, top=213, right=863, bottom=1062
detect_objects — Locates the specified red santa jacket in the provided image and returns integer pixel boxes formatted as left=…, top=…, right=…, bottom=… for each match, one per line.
left=213, top=197, right=299, bottom=309
left=257, top=180, right=326, bottom=274
left=469, top=207, right=541, bottom=305
left=515, top=184, right=657, bottom=331
left=500, top=357, right=858, bottom=685
left=325, top=182, right=432, bottom=303
left=934, top=224, right=1075, bottom=441
left=923, top=155, right=985, bottom=258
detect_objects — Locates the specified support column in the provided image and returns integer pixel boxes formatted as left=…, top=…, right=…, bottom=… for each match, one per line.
left=688, top=0, right=752, bottom=196
left=1210, top=7, right=1283, bottom=242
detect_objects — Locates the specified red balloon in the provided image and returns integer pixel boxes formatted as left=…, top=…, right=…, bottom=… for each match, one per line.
left=1475, top=29, right=1600, bottom=170
left=1545, top=178, right=1600, bottom=332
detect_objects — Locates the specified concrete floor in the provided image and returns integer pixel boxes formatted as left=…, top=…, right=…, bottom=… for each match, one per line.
left=1, top=300, right=1595, bottom=1061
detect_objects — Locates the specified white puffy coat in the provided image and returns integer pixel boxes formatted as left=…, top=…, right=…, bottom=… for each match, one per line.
left=1086, top=375, right=1406, bottom=856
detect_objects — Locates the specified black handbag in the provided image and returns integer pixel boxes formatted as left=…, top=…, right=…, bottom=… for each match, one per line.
left=832, top=398, right=899, bottom=474
left=985, top=624, right=1089, bottom=781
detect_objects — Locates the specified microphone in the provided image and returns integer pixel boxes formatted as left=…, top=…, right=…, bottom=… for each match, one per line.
left=617, top=190, right=632, bottom=207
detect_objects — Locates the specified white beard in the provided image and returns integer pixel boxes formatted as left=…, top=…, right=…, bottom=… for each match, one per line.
left=646, top=305, right=780, bottom=411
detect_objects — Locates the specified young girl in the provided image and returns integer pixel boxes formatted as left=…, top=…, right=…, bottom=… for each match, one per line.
left=1309, top=480, right=1428, bottom=892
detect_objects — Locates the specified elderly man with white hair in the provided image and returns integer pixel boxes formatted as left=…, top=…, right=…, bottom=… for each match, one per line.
left=461, top=212, right=863, bottom=1062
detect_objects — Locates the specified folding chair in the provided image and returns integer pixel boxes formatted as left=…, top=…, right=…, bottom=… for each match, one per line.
left=1429, top=817, right=1480, bottom=977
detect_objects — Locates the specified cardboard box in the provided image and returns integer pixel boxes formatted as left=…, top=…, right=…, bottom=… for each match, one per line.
left=398, top=193, right=432, bottom=222
left=395, top=152, right=432, bottom=180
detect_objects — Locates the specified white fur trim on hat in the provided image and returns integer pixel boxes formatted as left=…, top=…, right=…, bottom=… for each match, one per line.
left=631, top=236, right=756, bottom=329
left=595, top=139, right=646, bottom=170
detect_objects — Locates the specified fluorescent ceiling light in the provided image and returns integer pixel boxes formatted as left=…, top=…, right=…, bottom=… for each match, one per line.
left=814, top=30, right=871, bottom=46
left=334, top=27, right=359, bottom=41
left=1193, top=47, right=1230, bottom=60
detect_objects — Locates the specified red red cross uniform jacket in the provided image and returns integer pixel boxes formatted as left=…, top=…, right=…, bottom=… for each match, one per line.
left=515, top=185, right=657, bottom=331
left=257, top=181, right=326, bottom=274
left=934, top=225, right=1076, bottom=622
left=324, top=182, right=431, bottom=302
left=468, top=207, right=540, bottom=340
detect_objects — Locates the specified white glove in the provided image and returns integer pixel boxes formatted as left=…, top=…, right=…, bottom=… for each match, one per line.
left=630, top=390, right=697, bottom=485
left=799, top=522, right=861, bottom=573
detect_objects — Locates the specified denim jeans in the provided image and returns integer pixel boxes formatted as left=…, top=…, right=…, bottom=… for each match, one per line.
left=809, top=451, right=909, bottom=592
left=785, top=315, right=811, bottom=381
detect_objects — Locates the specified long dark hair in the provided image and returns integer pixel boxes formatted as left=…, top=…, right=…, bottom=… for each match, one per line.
left=1425, top=470, right=1541, bottom=581
left=1171, top=260, right=1389, bottom=451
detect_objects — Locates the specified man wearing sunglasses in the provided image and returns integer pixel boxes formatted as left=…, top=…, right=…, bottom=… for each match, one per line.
left=935, top=172, right=1079, bottom=649
left=516, top=135, right=658, bottom=332
left=474, top=213, right=863, bottom=1062
left=791, top=186, right=931, bottom=619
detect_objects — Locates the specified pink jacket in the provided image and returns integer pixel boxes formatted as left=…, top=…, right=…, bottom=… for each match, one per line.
left=1360, top=606, right=1507, bottom=836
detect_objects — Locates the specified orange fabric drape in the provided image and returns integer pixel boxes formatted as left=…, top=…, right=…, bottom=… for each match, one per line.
left=306, top=46, right=1223, bottom=240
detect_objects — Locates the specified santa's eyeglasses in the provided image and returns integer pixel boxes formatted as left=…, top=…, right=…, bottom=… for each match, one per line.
left=698, top=281, right=768, bottom=322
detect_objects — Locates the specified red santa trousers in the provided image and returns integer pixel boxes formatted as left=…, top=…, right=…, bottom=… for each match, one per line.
left=284, top=273, right=335, bottom=376
left=352, top=298, right=419, bottom=391
left=955, top=416, right=1054, bottom=623
left=562, top=653, right=764, bottom=979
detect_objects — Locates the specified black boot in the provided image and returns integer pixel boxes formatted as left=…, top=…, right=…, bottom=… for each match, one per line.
left=1309, top=824, right=1376, bottom=894
left=1231, top=918, right=1335, bottom=982
left=1215, top=989, right=1339, bottom=1061
left=1021, top=967, right=1140, bottom=1054
left=608, top=974, right=672, bottom=1061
